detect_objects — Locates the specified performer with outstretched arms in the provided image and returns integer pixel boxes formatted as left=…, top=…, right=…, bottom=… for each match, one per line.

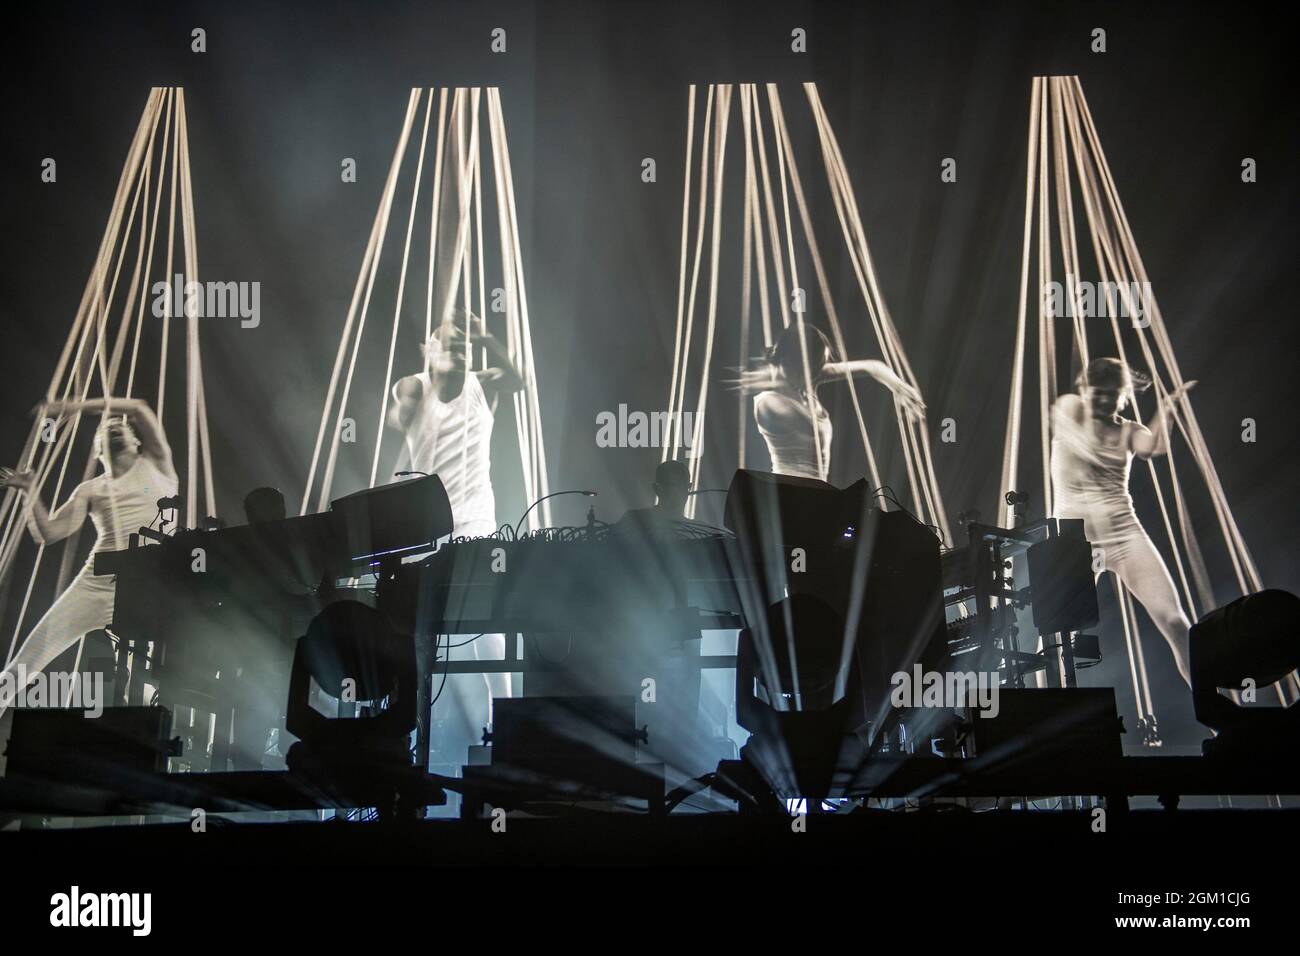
left=1050, top=357, right=1196, bottom=685
left=0, top=397, right=177, bottom=715
left=735, top=322, right=923, bottom=481
left=387, top=308, right=523, bottom=731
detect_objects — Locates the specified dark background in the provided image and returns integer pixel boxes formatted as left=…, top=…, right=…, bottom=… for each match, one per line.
left=1, top=0, right=1294, bottom=743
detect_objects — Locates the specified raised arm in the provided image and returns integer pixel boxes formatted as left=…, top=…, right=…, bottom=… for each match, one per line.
left=0, top=468, right=90, bottom=545
left=1130, top=381, right=1195, bottom=459
left=43, top=397, right=175, bottom=479
left=823, top=359, right=925, bottom=416
left=468, top=317, right=524, bottom=395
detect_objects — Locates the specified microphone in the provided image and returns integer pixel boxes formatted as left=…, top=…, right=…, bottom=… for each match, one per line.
left=514, top=490, right=597, bottom=538
left=157, top=494, right=182, bottom=511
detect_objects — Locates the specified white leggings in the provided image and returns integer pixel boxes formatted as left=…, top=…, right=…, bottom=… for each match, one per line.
left=1101, top=532, right=1192, bottom=686
left=0, top=569, right=114, bottom=715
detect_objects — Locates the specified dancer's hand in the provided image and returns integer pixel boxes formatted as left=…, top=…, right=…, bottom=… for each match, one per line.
left=728, top=367, right=780, bottom=393
left=0, top=467, right=35, bottom=491
left=890, top=379, right=926, bottom=419
left=438, top=322, right=476, bottom=353
left=1162, top=380, right=1197, bottom=405
left=465, top=311, right=489, bottom=343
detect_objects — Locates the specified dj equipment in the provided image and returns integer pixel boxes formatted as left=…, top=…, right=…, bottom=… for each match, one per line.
left=387, top=532, right=750, bottom=774
left=938, top=517, right=1100, bottom=690
left=388, top=534, right=750, bottom=640
left=93, top=476, right=452, bottom=768
left=85, top=468, right=947, bottom=800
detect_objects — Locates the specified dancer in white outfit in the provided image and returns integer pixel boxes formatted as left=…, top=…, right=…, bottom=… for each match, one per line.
left=737, top=323, right=923, bottom=481
left=1050, top=357, right=1195, bottom=685
left=387, top=310, right=523, bottom=732
left=0, top=398, right=177, bottom=715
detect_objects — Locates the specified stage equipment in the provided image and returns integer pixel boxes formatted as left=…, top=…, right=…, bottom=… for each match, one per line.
left=660, top=83, right=951, bottom=547
left=491, top=696, right=639, bottom=771
left=723, top=469, right=946, bottom=745
left=1191, top=589, right=1300, bottom=758
left=393, top=527, right=745, bottom=776
left=513, top=489, right=597, bottom=539
left=461, top=694, right=664, bottom=819
left=1025, top=518, right=1098, bottom=636
left=301, top=87, right=552, bottom=530
left=722, top=468, right=855, bottom=552
left=0, top=609, right=446, bottom=820
left=967, top=688, right=1123, bottom=766
left=94, top=477, right=452, bottom=769
left=939, top=516, right=1100, bottom=692
left=734, top=594, right=856, bottom=802
left=5, top=706, right=180, bottom=784
left=1, top=88, right=216, bottom=690
left=331, top=473, right=453, bottom=562
left=285, top=602, right=417, bottom=775
left=997, top=76, right=1298, bottom=739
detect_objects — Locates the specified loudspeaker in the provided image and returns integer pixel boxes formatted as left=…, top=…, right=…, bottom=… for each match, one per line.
left=1025, top=519, right=1099, bottom=635
left=5, top=707, right=178, bottom=782
left=330, top=473, right=452, bottom=560
left=723, top=469, right=850, bottom=555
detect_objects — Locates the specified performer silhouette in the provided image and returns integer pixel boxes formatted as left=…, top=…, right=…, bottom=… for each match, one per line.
left=1050, top=357, right=1196, bottom=685
left=1, top=398, right=177, bottom=715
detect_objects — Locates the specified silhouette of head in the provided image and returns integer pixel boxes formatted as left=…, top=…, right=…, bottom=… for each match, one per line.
left=653, top=459, right=691, bottom=517
left=1078, top=357, right=1149, bottom=418
left=766, top=322, right=834, bottom=385
left=243, top=486, right=287, bottom=525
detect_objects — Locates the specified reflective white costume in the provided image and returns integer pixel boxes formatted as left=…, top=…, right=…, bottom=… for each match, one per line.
left=1050, top=403, right=1191, bottom=681
left=754, top=390, right=833, bottom=482
left=1, top=456, right=177, bottom=712
left=397, top=370, right=497, bottom=537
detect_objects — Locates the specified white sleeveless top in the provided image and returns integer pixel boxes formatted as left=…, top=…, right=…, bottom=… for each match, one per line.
left=79, top=456, right=178, bottom=567
left=755, top=389, right=833, bottom=481
left=1049, top=406, right=1135, bottom=518
left=398, top=371, right=496, bottom=536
